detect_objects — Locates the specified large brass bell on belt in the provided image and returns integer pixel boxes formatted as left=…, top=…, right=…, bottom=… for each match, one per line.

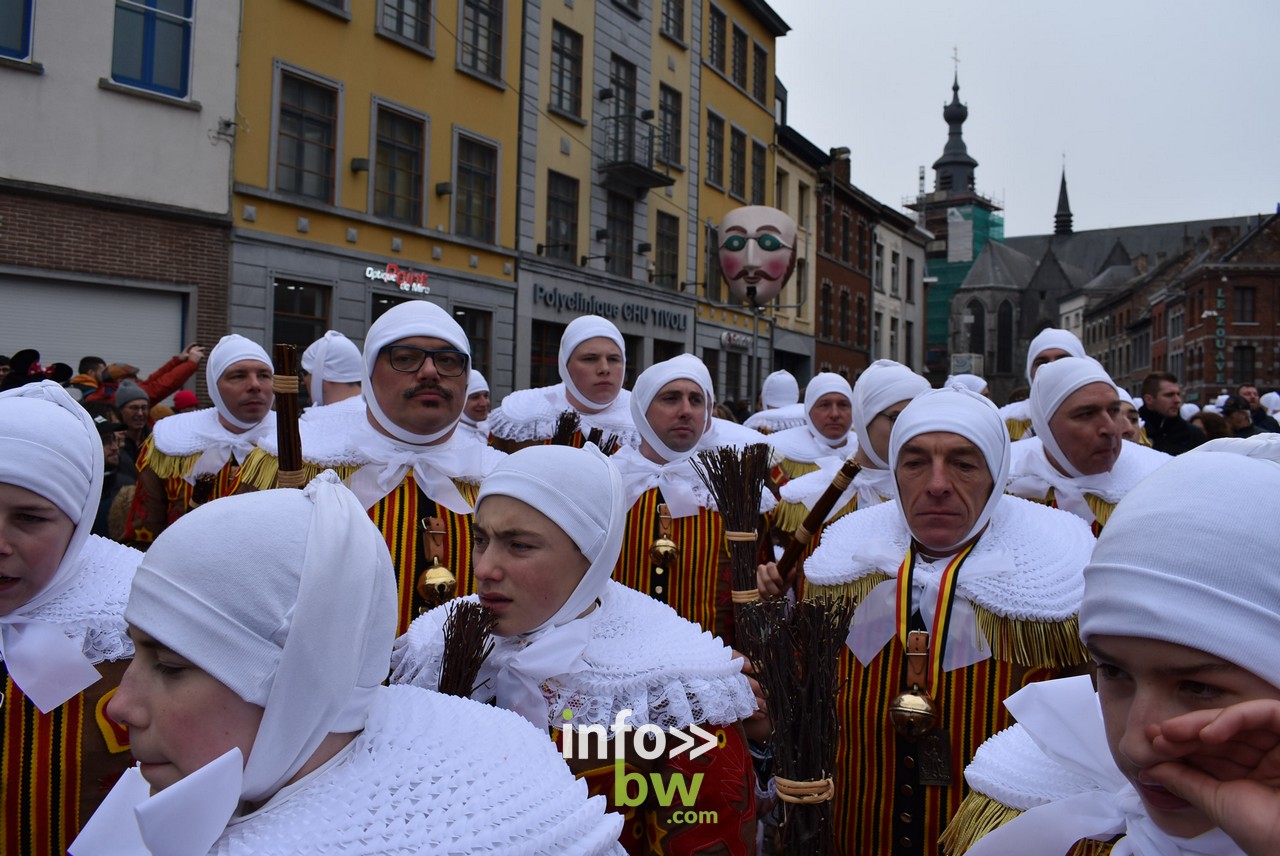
left=649, top=537, right=679, bottom=568
left=888, top=687, right=938, bottom=738
left=416, top=557, right=457, bottom=608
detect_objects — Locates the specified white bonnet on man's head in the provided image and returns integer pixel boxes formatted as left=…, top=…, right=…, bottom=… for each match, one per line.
left=1024, top=328, right=1085, bottom=385
left=851, top=360, right=930, bottom=468
left=629, top=355, right=714, bottom=463
left=760, top=370, right=800, bottom=408
left=466, top=370, right=490, bottom=397
left=1029, top=357, right=1116, bottom=479
left=302, top=331, right=363, bottom=405
left=557, top=316, right=625, bottom=413
left=206, top=334, right=273, bottom=430
left=1081, top=435, right=1280, bottom=688
left=889, top=385, right=1010, bottom=552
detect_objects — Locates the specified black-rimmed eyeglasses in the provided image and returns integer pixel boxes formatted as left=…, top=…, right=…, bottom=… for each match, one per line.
left=379, top=346, right=469, bottom=377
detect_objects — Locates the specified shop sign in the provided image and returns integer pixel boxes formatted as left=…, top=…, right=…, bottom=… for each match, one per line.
left=533, top=284, right=689, bottom=332
left=366, top=263, right=431, bottom=295
left=719, top=331, right=751, bottom=351
left=1213, top=287, right=1227, bottom=383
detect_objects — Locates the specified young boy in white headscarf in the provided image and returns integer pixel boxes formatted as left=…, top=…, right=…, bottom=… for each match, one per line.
left=392, top=444, right=761, bottom=855
left=0, top=382, right=142, bottom=856
left=611, top=355, right=775, bottom=644
left=1006, top=357, right=1170, bottom=535
left=775, top=360, right=930, bottom=571
left=123, top=334, right=275, bottom=548
left=299, top=329, right=364, bottom=414
left=999, top=328, right=1086, bottom=441
left=945, top=435, right=1280, bottom=856
left=760, top=385, right=1096, bottom=856
left=72, top=472, right=624, bottom=855
left=488, top=315, right=638, bottom=451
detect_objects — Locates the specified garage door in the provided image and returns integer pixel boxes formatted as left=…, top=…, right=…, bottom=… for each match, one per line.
left=0, top=279, right=187, bottom=386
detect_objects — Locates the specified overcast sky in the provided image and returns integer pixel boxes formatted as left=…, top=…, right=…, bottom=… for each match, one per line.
left=765, top=0, right=1280, bottom=237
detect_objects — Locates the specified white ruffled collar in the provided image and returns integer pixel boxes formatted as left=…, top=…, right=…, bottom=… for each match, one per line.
left=150, top=406, right=275, bottom=458
left=804, top=496, right=1094, bottom=622
left=743, top=403, right=807, bottom=433
left=766, top=424, right=855, bottom=465
left=963, top=676, right=1244, bottom=856
left=392, top=582, right=756, bottom=731
left=1007, top=438, right=1173, bottom=516
left=488, top=384, right=638, bottom=446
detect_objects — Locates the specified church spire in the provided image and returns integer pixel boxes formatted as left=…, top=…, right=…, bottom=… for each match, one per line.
left=932, top=72, right=979, bottom=195
left=1054, top=167, right=1073, bottom=235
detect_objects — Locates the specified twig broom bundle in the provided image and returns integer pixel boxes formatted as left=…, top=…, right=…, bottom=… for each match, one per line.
left=737, top=596, right=855, bottom=855
left=436, top=601, right=497, bottom=699
left=691, top=442, right=771, bottom=598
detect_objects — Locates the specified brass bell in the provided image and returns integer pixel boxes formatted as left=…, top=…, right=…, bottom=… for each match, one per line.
left=649, top=537, right=679, bottom=568
left=416, top=556, right=457, bottom=607
left=888, top=688, right=938, bottom=738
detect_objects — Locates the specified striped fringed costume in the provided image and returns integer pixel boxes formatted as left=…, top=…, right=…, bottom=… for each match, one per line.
left=614, top=487, right=748, bottom=646
left=123, top=433, right=239, bottom=547
left=238, top=449, right=482, bottom=636
left=802, top=497, right=1096, bottom=856
left=998, top=400, right=1034, bottom=442
left=2, top=536, right=139, bottom=856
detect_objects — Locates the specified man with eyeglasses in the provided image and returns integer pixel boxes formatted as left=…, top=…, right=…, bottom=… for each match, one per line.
left=239, top=301, right=504, bottom=633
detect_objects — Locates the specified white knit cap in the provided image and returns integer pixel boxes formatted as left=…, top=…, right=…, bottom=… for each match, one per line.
left=558, top=315, right=625, bottom=413
left=804, top=372, right=855, bottom=449
left=1081, top=436, right=1280, bottom=688
left=0, top=381, right=105, bottom=711
left=466, top=370, right=490, bottom=397
left=630, top=355, right=714, bottom=463
left=361, top=300, right=470, bottom=445
left=1024, top=328, right=1086, bottom=384
left=889, top=385, right=1011, bottom=552
left=1179, top=402, right=1201, bottom=421
left=852, top=360, right=931, bottom=468
left=126, top=473, right=396, bottom=803
left=206, top=334, right=273, bottom=430
left=945, top=373, right=987, bottom=395
left=301, top=331, right=363, bottom=406
left=1029, top=357, right=1116, bottom=479
left=760, top=370, right=800, bottom=408
left=476, top=445, right=626, bottom=725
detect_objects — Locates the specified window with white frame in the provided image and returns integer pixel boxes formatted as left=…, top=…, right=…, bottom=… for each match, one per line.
left=459, top=0, right=502, bottom=80
left=276, top=71, right=339, bottom=203
left=374, top=106, right=425, bottom=225
left=455, top=134, right=497, bottom=242
left=380, top=0, right=431, bottom=49
left=111, top=0, right=194, bottom=98
left=1, top=0, right=34, bottom=60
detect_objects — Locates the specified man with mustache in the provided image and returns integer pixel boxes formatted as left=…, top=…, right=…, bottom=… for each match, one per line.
left=238, top=301, right=503, bottom=633
left=1006, top=357, right=1171, bottom=535
left=123, top=335, right=275, bottom=547
left=760, top=385, right=1095, bottom=855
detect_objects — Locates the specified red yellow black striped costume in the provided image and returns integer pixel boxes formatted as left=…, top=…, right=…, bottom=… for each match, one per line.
left=2, top=660, right=131, bottom=856
left=123, top=435, right=238, bottom=547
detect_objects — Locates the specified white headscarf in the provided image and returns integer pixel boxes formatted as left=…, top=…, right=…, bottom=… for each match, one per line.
left=0, top=381, right=104, bottom=712
left=945, top=373, right=988, bottom=395
left=804, top=372, right=856, bottom=450
left=1260, top=390, right=1280, bottom=416
left=361, top=300, right=470, bottom=445
left=1024, top=328, right=1086, bottom=385
left=890, top=385, right=1010, bottom=553
left=1179, top=402, right=1201, bottom=422
left=1082, top=436, right=1280, bottom=688
left=465, top=369, right=489, bottom=397
left=620, top=355, right=714, bottom=517
left=558, top=315, right=625, bottom=414
left=80, top=473, right=397, bottom=854
left=760, top=370, right=799, bottom=408
left=206, top=334, right=273, bottom=431
left=301, top=331, right=363, bottom=406
left=477, top=445, right=625, bottom=726
left=851, top=360, right=931, bottom=469
left=1029, top=357, right=1116, bottom=480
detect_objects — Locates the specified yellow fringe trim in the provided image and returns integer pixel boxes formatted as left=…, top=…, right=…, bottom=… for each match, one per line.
left=771, top=499, right=807, bottom=534
left=941, top=791, right=1114, bottom=855
left=1137, top=427, right=1152, bottom=447
left=1006, top=418, right=1033, bottom=441
left=777, top=458, right=820, bottom=481
left=236, top=448, right=359, bottom=491
left=1085, top=494, right=1115, bottom=528
left=808, top=574, right=1088, bottom=669
left=146, top=448, right=202, bottom=481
